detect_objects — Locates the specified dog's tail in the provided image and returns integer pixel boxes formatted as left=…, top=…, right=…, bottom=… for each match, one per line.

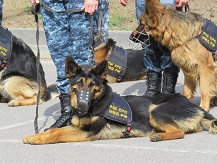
left=201, top=112, right=217, bottom=134
left=41, top=84, right=60, bottom=101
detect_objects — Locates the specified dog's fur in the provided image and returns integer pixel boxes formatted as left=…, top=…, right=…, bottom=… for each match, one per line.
left=94, top=38, right=146, bottom=83
left=0, top=35, right=51, bottom=106
left=131, top=0, right=217, bottom=111
left=0, top=35, right=144, bottom=106
left=23, top=56, right=217, bottom=145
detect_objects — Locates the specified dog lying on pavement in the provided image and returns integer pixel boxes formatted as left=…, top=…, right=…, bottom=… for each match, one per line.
left=130, top=0, right=217, bottom=112
left=0, top=27, right=145, bottom=106
left=0, top=27, right=52, bottom=106
left=94, top=38, right=146, bottom=83
left=23, top=56, right=217, bottom=145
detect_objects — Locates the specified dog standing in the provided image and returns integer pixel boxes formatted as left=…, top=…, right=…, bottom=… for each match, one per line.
left=0, top=32, right=51, bottom=106
left=23, top=56, right=217, bottom=145
left=131, top=0, right=217, bottom=111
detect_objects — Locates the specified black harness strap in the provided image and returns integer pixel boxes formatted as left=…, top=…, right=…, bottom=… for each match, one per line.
left=41, top=2, right=83, bottom=13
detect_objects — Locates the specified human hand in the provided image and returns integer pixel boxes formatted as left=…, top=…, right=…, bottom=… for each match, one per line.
left=176, top=0, right=190, bottom=7
left=119, top=0, right=128, bottom=6
left=82, top=0, right=99, bottom=15
left=30, top=0, right=40, bottom=5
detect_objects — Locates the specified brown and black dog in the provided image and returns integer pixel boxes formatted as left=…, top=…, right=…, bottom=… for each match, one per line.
left=23, top=56, right=217, bottom=145
left=0, top=30, right=144, bottom=106
left=0, top=32, right=54, bottom=106
left=94, top=38, right=146, bottom=83
left=131, top=0, right=217, bottom=111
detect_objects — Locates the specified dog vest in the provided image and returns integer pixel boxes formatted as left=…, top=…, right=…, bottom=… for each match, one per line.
left=0, top=26, right=12, bottom=71
left=107, top=46, right=127, bottom=82
left=103, top=93, right=132, bottom=137
left=198, top=19, right=217, bottom=59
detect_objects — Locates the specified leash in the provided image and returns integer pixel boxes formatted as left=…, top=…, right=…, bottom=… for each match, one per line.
left=31, top=0, right=41, bottom=134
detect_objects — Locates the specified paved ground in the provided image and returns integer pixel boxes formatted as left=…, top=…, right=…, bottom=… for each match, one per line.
left=1, top=29, right=217, bottom=162
left=0, top=58, right=217, bottom=163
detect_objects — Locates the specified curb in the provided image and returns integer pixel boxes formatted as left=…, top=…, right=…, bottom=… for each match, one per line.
left=9, top=28, right=133, bottom=59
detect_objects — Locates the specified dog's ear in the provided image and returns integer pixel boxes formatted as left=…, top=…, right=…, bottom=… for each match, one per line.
left=91, top=60, right=108, bottom=80
left=145, top=0, right=165, bottom=28
left=65, top=56, right=82, bottom=78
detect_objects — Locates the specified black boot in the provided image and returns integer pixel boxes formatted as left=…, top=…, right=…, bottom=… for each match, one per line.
left=162, top=72, right=178, bottom=94
left=144, top=71, right=162, bottom=96
left=44, top=94, right=73, bottom=131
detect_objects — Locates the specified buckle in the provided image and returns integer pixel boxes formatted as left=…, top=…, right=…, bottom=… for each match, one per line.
left=123, top=122, right=131, bottom=137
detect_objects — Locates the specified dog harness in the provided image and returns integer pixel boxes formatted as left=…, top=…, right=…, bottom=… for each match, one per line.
left=198, top=19, right=217, bottom=60
left=0, top=26, right=12, bottom=71
left=103, top=93, right=132, bottom=137
left=107, top=46, right=127, bottom=82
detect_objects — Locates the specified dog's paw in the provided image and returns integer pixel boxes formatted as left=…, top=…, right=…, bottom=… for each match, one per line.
left=150, top=134, right=162, bottom=142
left=23, top=135, right=43, bottom=145
left=8, top=100, right=19, bottom=107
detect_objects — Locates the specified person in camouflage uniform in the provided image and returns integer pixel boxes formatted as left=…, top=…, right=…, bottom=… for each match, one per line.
left=29, top=0, right=109, bottom=131
left=135, top=0, right=190, bottom=96
left=0, top=0, right=3, bottom=25
left=29, top=0, right=128, bottom=131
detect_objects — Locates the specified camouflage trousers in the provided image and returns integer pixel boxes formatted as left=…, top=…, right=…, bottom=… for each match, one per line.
left=0, top=0, right=3, bottom=25
left=135, top=0, right=179, bottom=74
left=41, top=0, right=108, bottom=94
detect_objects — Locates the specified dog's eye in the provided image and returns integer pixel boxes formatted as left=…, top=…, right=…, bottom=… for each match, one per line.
left=77, top=79, right=83, bottom=87
left=89, top=81, right=96, bottom=87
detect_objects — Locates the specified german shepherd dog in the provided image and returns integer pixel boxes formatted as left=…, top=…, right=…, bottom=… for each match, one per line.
left=23, top=56, right=217, bottom=145
left=130, top=0, right=217, bottom=111
left=94, top=38, right=146, bottom=83
left=0, top=34, right=50, bottom=106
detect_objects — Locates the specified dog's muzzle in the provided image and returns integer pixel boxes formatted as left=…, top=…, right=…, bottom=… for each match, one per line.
left=129, top=29, right=151, bottom=50
left=77, top=90, right=93, bottom=115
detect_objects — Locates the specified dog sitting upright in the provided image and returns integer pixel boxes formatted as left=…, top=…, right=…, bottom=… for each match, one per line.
left=131, top=0, right=217, bottom=111
left=23, top=56, right=217, bottom=145
left=0, top=27, right=50, bottom=106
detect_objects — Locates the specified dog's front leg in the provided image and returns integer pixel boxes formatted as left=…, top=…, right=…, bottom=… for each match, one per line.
left=183, top=72, right=196, bottom=99
left=23, top=126, right=95, bottom=145
left=199, top=73, right=213, bottom=111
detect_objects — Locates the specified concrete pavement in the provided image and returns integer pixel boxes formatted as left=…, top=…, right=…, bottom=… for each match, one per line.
left=0, top=29, right=217, bottom=162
